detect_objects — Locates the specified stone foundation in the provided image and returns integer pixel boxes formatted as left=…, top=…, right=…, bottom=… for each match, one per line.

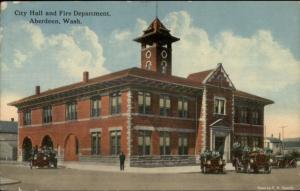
left=79, top=155, right=197, bottom=167
left=130, top=155, right=197, bottom=167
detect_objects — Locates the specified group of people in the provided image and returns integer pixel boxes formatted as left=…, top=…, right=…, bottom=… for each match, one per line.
left=31, top=145, right=57, bottom=158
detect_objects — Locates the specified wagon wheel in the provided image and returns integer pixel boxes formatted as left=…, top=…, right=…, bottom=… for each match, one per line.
left=267, top=165, right=272, bottom=174
left=264, top=165, right=271, bottom=174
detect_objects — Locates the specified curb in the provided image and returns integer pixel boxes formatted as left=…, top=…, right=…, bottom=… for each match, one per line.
left=0, top=177, right=21, bottom=186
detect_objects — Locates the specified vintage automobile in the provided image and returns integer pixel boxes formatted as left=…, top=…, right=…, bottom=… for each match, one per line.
left=30, top=150, right=57, bottom=169
left=271, top=154, right=297, bottom=168
left=200, top=150, right=226, bottom=174
left=232, top=143, right=272, bottom=173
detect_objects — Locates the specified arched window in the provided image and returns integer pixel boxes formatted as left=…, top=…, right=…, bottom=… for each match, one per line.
left=161, top=61, right=167, bottom=74
left=146, top=61, right=152, bottom=70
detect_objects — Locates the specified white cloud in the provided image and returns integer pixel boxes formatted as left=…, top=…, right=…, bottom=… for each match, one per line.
left=1, top=21, right=109, bottom=79
left=13, top=50, right=27, bottom=68
left=162, top=11, right=300, bottom=94
left=112, top=30, right=131, bottom=41
left=0, top=2, right=7, bottom=11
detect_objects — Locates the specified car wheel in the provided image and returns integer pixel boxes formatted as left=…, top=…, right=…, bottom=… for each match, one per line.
left=235, top=163, right=240, bottom=173
left=268, top=165, right=272, bottom=174
left=203, top=166, right=207, bottom=174
left=246, top=163, right=251, bottom=173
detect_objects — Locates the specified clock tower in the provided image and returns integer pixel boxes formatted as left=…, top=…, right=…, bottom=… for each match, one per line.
left=134, top=18, right=179, bottom=75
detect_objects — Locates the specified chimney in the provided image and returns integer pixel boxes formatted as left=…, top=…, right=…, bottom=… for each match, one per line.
left=83, top=71, right=89, bottom=82
left=35, top=86, right=40, bottom=95
left=11, top=118, right=14, bottom=122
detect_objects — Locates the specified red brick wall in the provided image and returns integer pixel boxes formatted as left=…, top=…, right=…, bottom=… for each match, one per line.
left=131, top=90, right=196, bottom=117
left=52, top=104, right=65, bottom=122
left=77, top=99, right=90, bottom=119
left=31, top=108, right=42, bottom=125
left=18, top=91, right=129, bottom=160
left=205, top=85, right=233, bottom=148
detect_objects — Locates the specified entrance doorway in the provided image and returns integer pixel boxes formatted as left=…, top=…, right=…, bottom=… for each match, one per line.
left=215, top=136, right=225, bottom=156
left=22, top=137, right=32, bottom=161
left=41, top=135, right=53, bottom=149
left=64, top=134, right=79, bottom=161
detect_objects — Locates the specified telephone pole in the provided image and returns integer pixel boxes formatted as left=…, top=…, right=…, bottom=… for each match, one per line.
left=279, top=126, right=286, bottom=141
left=279, top=126, right=287, bottom=154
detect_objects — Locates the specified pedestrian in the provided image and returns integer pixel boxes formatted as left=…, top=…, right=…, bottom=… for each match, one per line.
left=119, top=151, right=125, bottom=171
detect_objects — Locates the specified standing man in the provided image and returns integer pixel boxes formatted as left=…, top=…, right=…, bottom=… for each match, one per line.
left=119, top=151, right=125, bottom=171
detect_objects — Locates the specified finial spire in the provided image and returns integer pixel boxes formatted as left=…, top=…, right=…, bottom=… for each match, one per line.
left=155, top=1, right=158, bottom=18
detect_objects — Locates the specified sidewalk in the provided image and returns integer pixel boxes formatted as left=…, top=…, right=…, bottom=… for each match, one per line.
left=61, top=162, right=236, bottom=174
left=0, top=177, right=20, bottom=185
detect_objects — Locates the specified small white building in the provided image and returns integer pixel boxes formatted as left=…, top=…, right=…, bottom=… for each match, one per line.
left=0, top=119, right=18, bottom=160
left=264, top=135, right=282, bottom=154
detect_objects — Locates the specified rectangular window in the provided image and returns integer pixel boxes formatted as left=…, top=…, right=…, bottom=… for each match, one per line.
left=66, top=102, right=77, bottom=120
left=178, top=97, right=188, bottom=118
left=110, top=130, right=121, bottom=155
left=240, top=136, right=248, bottom=147
left=178, top=134, right=188, bottom=155
left=110, top=92, right=121, bottom=114
left=138, top=92, right=151, bottom=114
left=43, top=106, right=52, bottom=123
left=159, top=95, right=171, bottom=116
left=138, top=130, right=151, bottom=155
left=252, top=111, right=259, bottom=125
left=160, top=131, right=170, bottom=155
left=214, top=97, right=226, bottom=115
left=91, top=132, right=101, bottom=155
left=240, top=109, right=248, bottom=123
left=91, top=97, right=101, bottom=117
left=23, top=110, right=31, bottom=125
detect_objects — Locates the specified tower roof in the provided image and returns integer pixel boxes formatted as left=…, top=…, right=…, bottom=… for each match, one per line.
left=133, top=18, right=179, bottom=44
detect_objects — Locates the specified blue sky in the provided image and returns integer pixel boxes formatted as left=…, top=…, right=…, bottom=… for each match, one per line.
left=1, top=1, right=299, bottom=138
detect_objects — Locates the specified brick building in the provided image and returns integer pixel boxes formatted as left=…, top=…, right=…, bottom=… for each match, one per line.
left=9, top=18, right=273, bottom=166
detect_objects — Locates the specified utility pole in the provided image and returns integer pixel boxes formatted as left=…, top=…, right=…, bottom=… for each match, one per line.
left=279, top=126, right=287, bottom=154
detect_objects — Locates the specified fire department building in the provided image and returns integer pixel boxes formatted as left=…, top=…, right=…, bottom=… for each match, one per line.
left=10, top=18, right=273, bottom=167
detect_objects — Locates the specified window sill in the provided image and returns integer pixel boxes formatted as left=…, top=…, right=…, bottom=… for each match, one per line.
left=66, top=119, right=78, bottom=123
left=90, top=116, right=101, bottom=120
left=213, top=113, right=226, bottom=116
left=234, top=123, right=263, bottom=127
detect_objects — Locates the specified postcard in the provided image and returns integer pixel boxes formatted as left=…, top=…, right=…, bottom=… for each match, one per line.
left=0, top=1, right=299, bottom=191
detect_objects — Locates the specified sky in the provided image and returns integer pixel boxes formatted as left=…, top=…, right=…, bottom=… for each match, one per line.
left=0, top=1, right=299, bottom=138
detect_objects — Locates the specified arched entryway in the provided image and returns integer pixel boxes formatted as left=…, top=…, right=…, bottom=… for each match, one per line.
left=64, top=134, right=79, bottom=161
left=41, top=135, right=54, bottom=149
left=22, top=137, right=32, bottom=161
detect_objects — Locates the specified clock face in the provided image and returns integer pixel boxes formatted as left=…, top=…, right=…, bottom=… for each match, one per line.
left=161, top=50, right=168, bottom=59
left=145, top=50, right=151, bottom=59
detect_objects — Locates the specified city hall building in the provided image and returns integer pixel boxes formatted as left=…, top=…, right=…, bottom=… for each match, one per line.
left=10, top=18, right=273, bottom=167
